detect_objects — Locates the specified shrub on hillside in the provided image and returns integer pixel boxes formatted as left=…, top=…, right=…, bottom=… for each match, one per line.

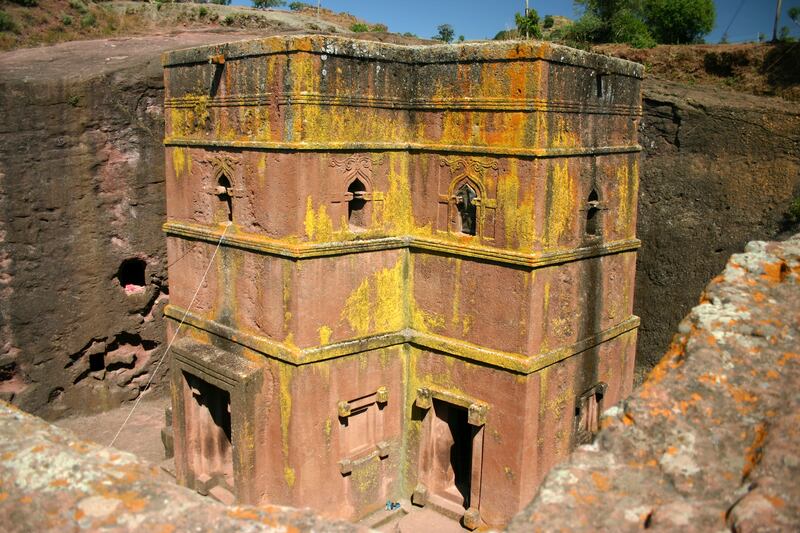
left=252, top=0, right=284, bottom=7
left=289, top=1, right=313, bottom=10
left=9, top=0, right=37, bottom=7
left=350, top=22, right=369, bottom=32
left=0, top=11, right=16, bottom=32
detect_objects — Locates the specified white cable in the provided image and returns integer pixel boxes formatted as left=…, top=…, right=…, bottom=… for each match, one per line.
left=108, top=222, right=232, bottom=449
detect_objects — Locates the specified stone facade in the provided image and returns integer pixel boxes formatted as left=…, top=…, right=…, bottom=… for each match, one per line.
left=162, top=35, right=642, bottom=529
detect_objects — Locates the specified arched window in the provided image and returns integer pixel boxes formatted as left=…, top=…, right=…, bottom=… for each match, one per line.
left=347, top=178, right=368, bottom=229
left=455, top=182, right=478, bottom=236
left=216, top=174, right=233, bottom=222
left=585, top=188, right=600, bottom=237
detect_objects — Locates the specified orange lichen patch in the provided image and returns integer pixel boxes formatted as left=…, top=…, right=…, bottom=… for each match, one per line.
left=1, top=451, right=13, bottom=460
left=752, top=291, right=766, bottom=303
left=766, top=369, right=780, bottom=379
left=622, top=412, right=635, bottom=426
left=74, top=509, right=85, bottom=521
left=727, top=385, right=758, bottom=405
left=742, top=423, right=767, bottom=480
left=153, top=525, right=176, bottom=533
left=698, top=372, right=727, bottom=386
left=117, top=491, right=148, bottom=513
left=30, top=444, right=45, bottom=453
left=777, top=352, right=800, bottom=366
left=569, top=488, right=598, bottom=505
left=591, top=472, right=611, bottom=491
left=649, top=407, right=675, bottom=419
left=665, top=446, right=678, bottom=456
left=760, top=260, right=787, bottom=283
left=764, top=494, right=786, bottom=508
left=227, top=508, right=261, bottom=520
left=49, top=478, right=69, bottom=487
left=0, top=492, right=8, bottom=503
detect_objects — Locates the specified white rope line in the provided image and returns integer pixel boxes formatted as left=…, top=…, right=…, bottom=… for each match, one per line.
left=108, top=222, right=231, bottom=449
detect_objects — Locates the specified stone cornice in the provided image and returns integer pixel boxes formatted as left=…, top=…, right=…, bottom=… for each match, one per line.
left=163, top=219, right=640, bottom=267
left=164, top=304, right=640, bottom=374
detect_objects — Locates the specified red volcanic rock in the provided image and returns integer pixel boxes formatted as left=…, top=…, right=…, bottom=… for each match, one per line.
left=0, top=400, right=362, bottom=532
left=510, top=234, right=800, bottom=532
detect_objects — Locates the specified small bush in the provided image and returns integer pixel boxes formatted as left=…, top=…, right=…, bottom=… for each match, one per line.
left=0, top=11, right=16, bottom=32
left=9, top=0, right=37, bottom=6
left=370, top=23, right=387, bottom=32
left=252, top=0, right=284, bottom=7
left=80, top=13, right=96, bottom=28
left=787, top=197, right=800, bottom=224
left=69, top=0, right=88, bottom=13
left=543, top=15, right=554, bottom=29
left=222, top=15, right=235, bottom=26
left=289, top=1, right=312, bottom=10
left=402, top=31, right=417, bottom=38
left=62, top=15, right=73, bottom=26
left=198, top=6, right=208, bottom=17
left=350, top=22, right=369, bottom=32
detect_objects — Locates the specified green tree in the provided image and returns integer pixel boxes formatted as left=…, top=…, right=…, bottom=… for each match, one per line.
left=252, top=0, right=285, bottom=7
left=642, top=0, right=714, bottom=44
left=433, top=23, right=455, bottom=43
left=789, top=7, right=800, bottom=29
left=572, top=0, right=713, bottom=46
left=515, top=8, right=542, bottom=39
left=543, top=15, right=554, bottom=29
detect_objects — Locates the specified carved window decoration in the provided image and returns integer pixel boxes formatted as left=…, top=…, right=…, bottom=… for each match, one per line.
left=438, top=158, right=498, bottom=239
left=216, top=174, right=233, bottom=222
left=330, top=155, right=385, bottom=231
left=347, top=178, right=368, bottom=229
left=337, top=386, right=390, bottom=476
left=455, top=182, right=478, bottom=235
left=585, top=188, right=600, bottom=237
left=596, top=72, right=605, bottom=98
left=203, top=155, right=242, bottom=225
left=573, top=382, right=607, bottom=447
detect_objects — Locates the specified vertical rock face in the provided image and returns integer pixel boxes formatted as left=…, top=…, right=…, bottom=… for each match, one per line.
left=634, top=80, right=800, bottom=378
left=0, top=40, right=176, bottom=419
left=510, top=234, right=800, bottom=532
left=0, top=33, right=266, bottom=419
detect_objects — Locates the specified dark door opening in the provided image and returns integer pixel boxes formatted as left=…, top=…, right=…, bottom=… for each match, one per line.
left=432, top=399, right=474, bottom=508
left=183, top=372, right=234, bottom=500
left=347, top=178, right=368, bottom=229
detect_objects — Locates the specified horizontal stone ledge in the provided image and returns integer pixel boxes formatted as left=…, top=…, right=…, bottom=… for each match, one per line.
left=163, top=219, right=641, bottom=267
left=165, top=93, right=641, bottom=116
left=164, top=305, right=640, bottom=374
left=163, top=138, right=643, bottom=158
left=162, top=35, right=644, bottom=79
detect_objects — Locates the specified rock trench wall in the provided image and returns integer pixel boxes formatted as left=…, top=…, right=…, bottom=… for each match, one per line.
left=1, top=36, right=798, bottom=417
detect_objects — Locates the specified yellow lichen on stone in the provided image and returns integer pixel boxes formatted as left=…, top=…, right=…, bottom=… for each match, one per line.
left=497, top=163, right=536, bottom=250
left=615, top=159, right=639, bottom=236
left=318, top=325, right=332, bottom=345
left=171, top=147, right=190, bottom=178
left=382, top=153, right=413, bottom=233
left=278, top=364, right=293, bottom=484
left=545, top=161, right=574, bottom=248
left=303, top=197, right=334, bottom=242
left=341, top=259, right=405, bottom=336
left=552, top=116, right=579, bottom=148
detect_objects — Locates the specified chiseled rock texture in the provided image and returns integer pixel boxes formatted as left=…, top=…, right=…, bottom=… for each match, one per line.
left=0, top=400, right=362, bottom=532
left=510, top=234, right=800, bottom=532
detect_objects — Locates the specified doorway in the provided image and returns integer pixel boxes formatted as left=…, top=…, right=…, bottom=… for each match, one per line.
left=431, top=399, right=475, bottom=509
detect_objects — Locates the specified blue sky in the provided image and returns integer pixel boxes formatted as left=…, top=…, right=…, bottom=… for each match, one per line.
left=233, top=1, right=800, bottom=43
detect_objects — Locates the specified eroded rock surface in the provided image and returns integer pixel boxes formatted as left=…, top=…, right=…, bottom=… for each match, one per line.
left=510, top=234, right=800, bottom=532
left=0, top=400, right=362, bottom=532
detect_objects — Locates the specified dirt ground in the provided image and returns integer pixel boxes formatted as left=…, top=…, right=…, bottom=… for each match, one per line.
left=55, top=391, right=170, bottom=465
